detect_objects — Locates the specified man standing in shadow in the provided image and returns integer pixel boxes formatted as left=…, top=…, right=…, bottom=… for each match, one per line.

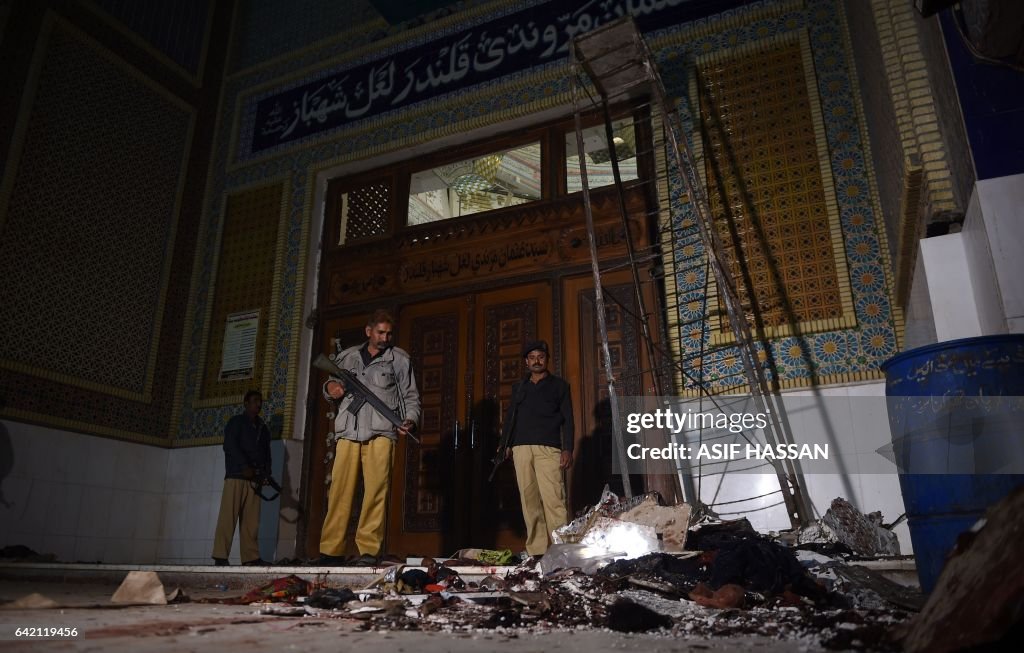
left=212, top=390, right=271, bottom=566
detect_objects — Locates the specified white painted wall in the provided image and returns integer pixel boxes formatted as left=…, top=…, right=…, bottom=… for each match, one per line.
left=159, top=441, right=283, bottom=565
left=786, top=382, right=912, bottom=554
left=966, top=173, right=1024, bottom=334
left=919, top=234, right=985, bottom=341
left=0, top=419, right=283, bottom=565
left=903, top=251, right=938, bottom=351
left=0, top=420, right=168, bottom=564
left=961, top=191, right=1008, bottom=337
left=671, top=382, right=913, bottom=553
left=909, top=174, right=1024, bottom=347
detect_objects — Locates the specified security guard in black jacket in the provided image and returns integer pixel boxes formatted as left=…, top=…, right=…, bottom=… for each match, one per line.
left=212, top=390, right=271, bottom=565
left=504, top=340, right=574, bottom=556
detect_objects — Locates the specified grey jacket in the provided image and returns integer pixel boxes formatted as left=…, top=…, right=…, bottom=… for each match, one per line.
left=323, top=344, right=421, bottom=442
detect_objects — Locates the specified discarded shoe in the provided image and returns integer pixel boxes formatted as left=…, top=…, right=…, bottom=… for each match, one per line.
left=306, top=587, right=358, bottom=608
left=213, top=557, right=229, bottom=566
left=242, top=558, right=270, bottom=566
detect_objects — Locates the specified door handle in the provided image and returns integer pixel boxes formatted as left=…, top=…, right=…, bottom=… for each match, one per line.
left=453, top=420, right=460, bottom=451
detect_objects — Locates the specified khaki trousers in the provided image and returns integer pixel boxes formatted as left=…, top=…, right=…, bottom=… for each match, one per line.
left=513, top=444, right=568, bottom=555
left=319, top=436, right=395, bottom=557
left=212, top=478, right=261, bottom=562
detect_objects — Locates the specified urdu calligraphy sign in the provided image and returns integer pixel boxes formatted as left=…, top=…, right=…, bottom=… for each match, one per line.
left=399, top=239, right=553, bottom=285
left=250, top=0, right=747, bottom=154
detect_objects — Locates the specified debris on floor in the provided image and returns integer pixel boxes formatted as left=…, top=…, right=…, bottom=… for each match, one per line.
left=0, top=544, right=56, bottom=563
left=105, top=571, right=192, bottom=606
left=110, top=571, right=169, bottom=605
left=553, top=489, right=685, bottom=548
left=605, top=596, right=674, bottom=632
left=540, top=543, right=626, bottom=575
left=257, top=551, right=906, bottom=650
left=165, top=587, right=190, bottom=604
left=305, top=586, right=357, bottom=608
left=810, top=559, right=924, bottom=612
left=798, top=497, right=901, bottom=557
left=199, top=574, right=312, bottom=605
left=3, top=592, right=61, bottom=609
left=175, top=492, right=912, bottom=651
left=545, top=489, right=692, bottom=573
left=448, top=548, right=518, bottom=565
left=6, top=492, right=922, bottom=650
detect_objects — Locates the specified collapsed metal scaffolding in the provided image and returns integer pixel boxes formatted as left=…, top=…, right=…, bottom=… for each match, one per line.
left=568, top=17, right=811, bottom=529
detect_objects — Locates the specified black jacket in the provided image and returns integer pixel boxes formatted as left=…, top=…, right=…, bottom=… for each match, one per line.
left=223, top=413, right=272, bottom=480
left=502, top=373, right=574, bottom=452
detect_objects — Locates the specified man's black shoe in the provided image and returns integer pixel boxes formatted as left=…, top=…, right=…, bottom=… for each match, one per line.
left=242, top=558, right=270, bottom=566
left=213, top=557, right=229, bottom=566
left=352, top=554, right=379, bottom=567
left=313, top=553, right=346, bottom=567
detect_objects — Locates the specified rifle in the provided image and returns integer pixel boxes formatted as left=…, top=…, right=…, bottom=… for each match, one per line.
left=489, top=379, right=528, bottom=482
left=313, top=353, right=420, bottom=443
left=488, top=441, right=509, bottom=482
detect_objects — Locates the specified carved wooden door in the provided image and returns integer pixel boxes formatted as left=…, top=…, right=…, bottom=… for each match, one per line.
left=307, top=285, right=556, bottom=559
left=385, top=283, right=554, bottom=557
left=388, top=297, right=469, bottom=557
left=562, top=270, right=653, bottom=514
left=468, top=282, right=554, bottom=552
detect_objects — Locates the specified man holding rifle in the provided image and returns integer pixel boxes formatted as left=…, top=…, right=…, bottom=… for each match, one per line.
left=502, top=340, right=574, bottom=558
left=318, top=309, right=420, bottom=566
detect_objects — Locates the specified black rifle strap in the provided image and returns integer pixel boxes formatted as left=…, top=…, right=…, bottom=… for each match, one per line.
left=251, top=477, right=281, bottom=501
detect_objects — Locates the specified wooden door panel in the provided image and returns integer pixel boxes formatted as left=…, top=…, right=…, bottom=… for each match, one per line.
left=471, top=282, right=553, bottom=551
left=390, top=298, right=468, bottom=557
left=308, top=278, right=656, bottom=556
left=563, top=272, right=648, bottom=514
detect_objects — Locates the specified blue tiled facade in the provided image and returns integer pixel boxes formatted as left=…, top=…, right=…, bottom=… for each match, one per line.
left=176, top=0, right=899, bottom=441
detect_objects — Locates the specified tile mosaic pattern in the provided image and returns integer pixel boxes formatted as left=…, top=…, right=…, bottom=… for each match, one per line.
left=0, top=22, right=190, bottom=401
left=176, top=0, right=897, bottom=441
left=699, top=41, right=843, bottom=330
left=91, top=0, right=210, bottom=77
left=663, top=0, right=895, bottom=389
left=199, top=183, right=284, bottom=402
